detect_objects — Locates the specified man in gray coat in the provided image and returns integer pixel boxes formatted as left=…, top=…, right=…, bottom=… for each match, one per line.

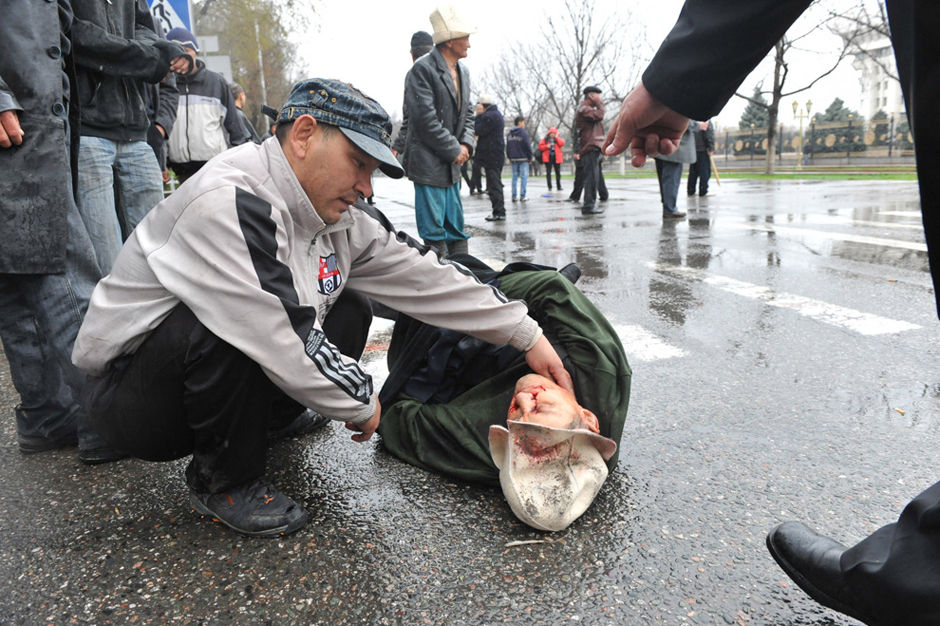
left=401, top=6, right=475, bottom=257
left=0, top=0, right=120, bottom=463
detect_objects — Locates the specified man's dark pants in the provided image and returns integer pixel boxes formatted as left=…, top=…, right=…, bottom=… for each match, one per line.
left=484, top=164, right=505, bottom=216
left=580, top=149, right=602, bottom=209
left=687, top=151, right=711, bottom=195
left=570, top=157, right=607, bottom=203
left=82, top=290, right=372, bottom=494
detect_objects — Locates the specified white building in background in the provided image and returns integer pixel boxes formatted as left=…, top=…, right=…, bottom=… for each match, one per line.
left=849, top=29, right=905, bottom=122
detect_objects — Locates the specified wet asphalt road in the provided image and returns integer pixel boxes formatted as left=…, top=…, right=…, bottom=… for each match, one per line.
left=1, top=174, right=937, bottom=625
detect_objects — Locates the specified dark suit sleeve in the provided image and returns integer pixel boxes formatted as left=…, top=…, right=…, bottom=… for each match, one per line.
left=642, top=0, right=812, bottom=119
left=0, top=75, right=22, bottom=113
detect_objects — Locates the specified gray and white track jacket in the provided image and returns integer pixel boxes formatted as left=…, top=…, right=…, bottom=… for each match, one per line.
left=73, top=139, right=539, bottom=425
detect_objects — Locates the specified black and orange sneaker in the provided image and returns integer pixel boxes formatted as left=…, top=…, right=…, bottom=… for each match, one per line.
left=190, top=478, right=307, bottom=537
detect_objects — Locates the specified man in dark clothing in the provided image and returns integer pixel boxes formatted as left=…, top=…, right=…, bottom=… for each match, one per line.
left=474, top=95, right=506, bottom=221
left=165, top=28, right=249, bottom=182
left=568, top=118, right=608, bottom=205
left=506, top=116, right=533, bottom=202
left=391, top=31, right=434, bottom=160
left=0, top=0, right=121, bottom=463
left=603, top=2, right=940, bottom=623
left=71, top=0, right=192, bottom=275
left=575, top=85, right=606, bottom=215
left=687, top=119, right=715, bottom=196
left=231, top=83, right=262, bottom=144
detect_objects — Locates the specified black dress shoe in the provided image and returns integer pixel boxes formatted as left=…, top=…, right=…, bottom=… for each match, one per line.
left=485, top=214, right=506, bottom=221
left=79, top=445, right=129, bottom=465
left=558, top=263, right=582, bottom=284
left=766, top=522, right=874, bottom=624
left=581, top=205, right=604, bottom=215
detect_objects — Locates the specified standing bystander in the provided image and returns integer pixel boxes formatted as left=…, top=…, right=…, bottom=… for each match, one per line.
left=506, top=116, right=533, bottom=202
left=231, top=82, right=262, bottom=144
left=401, top=5, right=475, bottom=257
left=575, top=85, right=606, bottom=215
left=687, top=119, right=715, bottom=196
left=538, top=127, right=565, bottom=191
left=0, top=0, right=123, bottom=463
left=71, top=0, right=192, bottom=275
left=475, top=95, right=506, bottom=222
left=165, top=27, right=249, bottom=183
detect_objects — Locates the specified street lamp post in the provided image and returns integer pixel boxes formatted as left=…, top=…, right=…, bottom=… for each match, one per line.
left=810, top=115, right=817, bottom=164
left=846, top=113, right=853, bottom=160
left=792, top=99, right=812, bottom=171
left=750, top=123, right=755, bottom=162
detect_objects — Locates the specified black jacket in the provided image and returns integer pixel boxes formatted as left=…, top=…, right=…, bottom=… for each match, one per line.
left=473, top=104, right=505, bottom=168
left=506, top=126, right=533, bottom=162
left=0, top=0, right=80, bottom=273
left=692, top=120, right=715, bottom=152
left=71, top=0, right=188, bottom=141
left=402, top=47, right=474, bottom=187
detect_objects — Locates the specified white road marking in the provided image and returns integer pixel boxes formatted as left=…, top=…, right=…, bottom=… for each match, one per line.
left=728, top=222, right=927, bottom=252
left=651, top=264, right=921, bottom=335
left=613, top=323, right=687, bottom=362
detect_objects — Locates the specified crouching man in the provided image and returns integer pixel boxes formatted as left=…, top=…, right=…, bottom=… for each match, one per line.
left=71, top=79, right=572, bottom=537
left=377, top=261, right=631, bottom=531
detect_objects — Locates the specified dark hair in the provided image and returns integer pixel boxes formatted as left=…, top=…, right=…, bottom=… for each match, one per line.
left=514, top=116, right=525, bottom=125
left=276, top=119, right=338, bottom=144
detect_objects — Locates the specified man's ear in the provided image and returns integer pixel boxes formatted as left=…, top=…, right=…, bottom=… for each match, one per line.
left=287, top=114, right=318, bottom=159
left=579, top=408, right=600, bottom=434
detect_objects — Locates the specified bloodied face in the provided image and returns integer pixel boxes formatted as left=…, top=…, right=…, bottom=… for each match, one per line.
left=507, top=374, right=600, bottom=433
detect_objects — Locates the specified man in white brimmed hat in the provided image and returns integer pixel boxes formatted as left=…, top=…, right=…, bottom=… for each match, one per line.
left=490, top=373, right=618, bottom=531
left=400, top=6, right=477, bottom=258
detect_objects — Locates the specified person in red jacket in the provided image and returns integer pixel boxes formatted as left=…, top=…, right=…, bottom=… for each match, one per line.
left=538, top=127, right=565, bottom=191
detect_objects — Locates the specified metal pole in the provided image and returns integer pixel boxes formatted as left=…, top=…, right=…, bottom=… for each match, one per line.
left=846, top=114, right=852, bottom=160
left=254, top=21, right=268, bottom=105
left=888, top=114, right=894, bottom=158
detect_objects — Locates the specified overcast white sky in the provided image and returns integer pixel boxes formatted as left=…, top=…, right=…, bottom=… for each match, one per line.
left=295, top=0, right=865, bottom=131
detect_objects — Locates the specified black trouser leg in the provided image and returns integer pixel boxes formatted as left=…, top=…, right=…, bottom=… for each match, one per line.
left=570, top=158, right=584, bottom=201
left=546, top=163, right=553, bottom=189
left=82, top=304, right=278, bottom=492
left=581, top=150, right=600, bottom=208
left=470, top=159, right=483, bottom=192
left=688, top=161, right=699, bottom=195
left=841, top=479, right=940, bottom=623
left=598, top=165, right=608, bottom=201
left=697, top=151, right=711, bottom=194
left=484, top=165, right=504, bottom=215
left=84, top=292, right=372, bottom=493
left=553, top=162, right=562, bottom=190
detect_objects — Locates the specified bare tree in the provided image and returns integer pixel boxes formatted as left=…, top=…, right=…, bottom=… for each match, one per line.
left=838, top=0, right=896, bottom=82
left=478, top=0, right=647, bottom=143
left=734, top=2, right=857, bottom=174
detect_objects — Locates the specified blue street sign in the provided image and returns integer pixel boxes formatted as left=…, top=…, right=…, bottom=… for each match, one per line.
left=148, top=0, right=193, bottom=34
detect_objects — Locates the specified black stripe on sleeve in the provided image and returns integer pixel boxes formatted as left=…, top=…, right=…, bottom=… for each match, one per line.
left=235, top=188, right=372, bottom=403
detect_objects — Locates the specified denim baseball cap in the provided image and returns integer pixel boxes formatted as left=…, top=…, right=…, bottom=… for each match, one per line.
left=277, top=78, right=403, bottom=179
